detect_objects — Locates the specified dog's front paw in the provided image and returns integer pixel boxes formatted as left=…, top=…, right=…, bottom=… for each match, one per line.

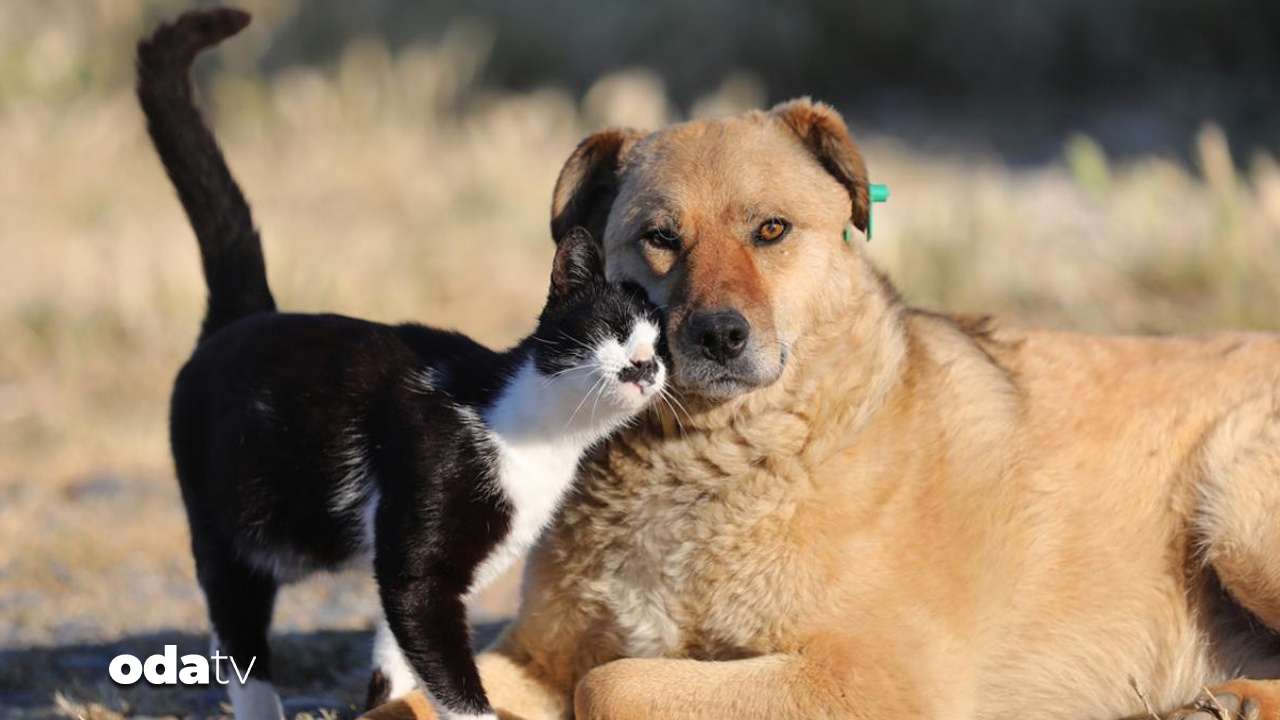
left=1166, top=682, right=1280, bottom=720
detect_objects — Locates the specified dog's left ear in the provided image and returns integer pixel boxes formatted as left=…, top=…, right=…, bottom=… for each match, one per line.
left=549, top=226, right=605, bottom=298
left=771, top=98, right=871, bottom=234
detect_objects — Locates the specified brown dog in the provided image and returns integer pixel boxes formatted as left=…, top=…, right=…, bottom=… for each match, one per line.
left=365, top=99, right=1280, bottom=720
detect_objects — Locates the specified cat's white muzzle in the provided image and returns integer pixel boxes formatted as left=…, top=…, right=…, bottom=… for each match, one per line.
left=595, top=319, right=665, bottom=409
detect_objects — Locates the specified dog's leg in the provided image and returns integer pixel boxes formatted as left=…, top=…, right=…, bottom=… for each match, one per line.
left=1177, top=401, right=1280, bottom=720
left=1157, top=681, right=1280, bottom=720
left=1197, top=400, right=1280, bottom=633
left=572, top=635, right=958, bottom=720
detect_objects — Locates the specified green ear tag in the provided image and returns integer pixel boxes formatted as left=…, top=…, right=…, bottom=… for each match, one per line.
left=867, top=183, right=890, bottom=242
left=845, top=183, right=890, bottom=243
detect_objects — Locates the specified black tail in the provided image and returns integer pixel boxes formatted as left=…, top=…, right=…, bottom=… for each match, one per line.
left=137, top=8, right=275, bottom=340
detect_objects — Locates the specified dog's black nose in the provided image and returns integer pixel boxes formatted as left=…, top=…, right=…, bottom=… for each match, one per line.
left=688, top=310, right=750, bottom=363
left=618, top=358, right=659, bottom=386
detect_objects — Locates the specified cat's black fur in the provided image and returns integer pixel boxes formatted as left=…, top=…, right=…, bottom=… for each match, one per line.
left=137, top=9, right=664, bottom=720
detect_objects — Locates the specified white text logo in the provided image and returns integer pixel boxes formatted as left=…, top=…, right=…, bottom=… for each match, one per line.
left=108, top=645, right=256, bottom=686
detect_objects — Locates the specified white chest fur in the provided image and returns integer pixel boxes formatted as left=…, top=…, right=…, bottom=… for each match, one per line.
left=464, top=324, right=662, bottom=599
left=465, top=360, right=607, bottom=598
left=466, top=432, right=583, bottom=597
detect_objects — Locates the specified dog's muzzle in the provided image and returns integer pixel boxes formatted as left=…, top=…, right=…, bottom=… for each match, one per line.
left=672, top=309, right=785, bottom=397
left=686, top=309, right=750, bottom=364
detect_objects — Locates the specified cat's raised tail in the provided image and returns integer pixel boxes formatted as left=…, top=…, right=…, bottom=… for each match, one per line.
left=137, top=8, right=276, bottom=340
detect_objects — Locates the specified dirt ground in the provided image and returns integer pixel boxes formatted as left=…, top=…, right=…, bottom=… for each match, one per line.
left=0, top=480, right=518, bottom=720
left=1, top=618, right=510, bottom=720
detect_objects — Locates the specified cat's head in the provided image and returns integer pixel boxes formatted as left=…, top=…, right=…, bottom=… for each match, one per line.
left=531, top=227, right=667, bottom=414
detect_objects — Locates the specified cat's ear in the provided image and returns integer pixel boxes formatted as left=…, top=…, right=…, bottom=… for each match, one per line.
left=550, top=226, right=605, bottom=298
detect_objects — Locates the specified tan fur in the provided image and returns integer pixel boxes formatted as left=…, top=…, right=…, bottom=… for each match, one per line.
left=363, top=99, right=1280, bottom=720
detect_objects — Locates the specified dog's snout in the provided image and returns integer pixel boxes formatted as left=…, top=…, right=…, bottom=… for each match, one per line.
left=618, top=357, right=659, bottom=386
left=688, top=310, right=750, bottom=364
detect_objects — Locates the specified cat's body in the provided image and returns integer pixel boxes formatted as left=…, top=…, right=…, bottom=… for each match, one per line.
left=137, top=10, right=665, bottom=720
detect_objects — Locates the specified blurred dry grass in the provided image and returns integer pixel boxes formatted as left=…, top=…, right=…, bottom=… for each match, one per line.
left=2, top=0, right=1280, bottom=717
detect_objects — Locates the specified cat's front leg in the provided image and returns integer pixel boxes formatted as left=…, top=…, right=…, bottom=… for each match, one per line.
left=365, top=616, right=419, bottom=709
left=375, top=563, right=494, bottom=720
left=372, top=481, right=499, bottom=720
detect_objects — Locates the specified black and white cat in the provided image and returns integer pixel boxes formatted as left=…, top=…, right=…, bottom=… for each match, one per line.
left=137, top=9, right=666, bottom=720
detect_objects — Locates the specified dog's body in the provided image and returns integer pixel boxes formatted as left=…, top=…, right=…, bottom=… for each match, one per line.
left=363, top=100, right=1280, bottom=720
left=538, top=322, right=1280, bottom=720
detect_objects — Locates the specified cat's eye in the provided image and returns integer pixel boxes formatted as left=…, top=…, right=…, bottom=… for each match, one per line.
left=642, top=227, right=681, bottom=252
left=755, top=218, right=791, bottom=245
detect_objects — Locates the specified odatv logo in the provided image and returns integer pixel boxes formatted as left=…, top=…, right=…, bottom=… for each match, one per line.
left=109, top=645, right=257, bottom=686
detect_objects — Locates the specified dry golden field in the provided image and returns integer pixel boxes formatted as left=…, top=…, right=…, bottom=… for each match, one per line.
left=2, top=1, right=1280, bottom=718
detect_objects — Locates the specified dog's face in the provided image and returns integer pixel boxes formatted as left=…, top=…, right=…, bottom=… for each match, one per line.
left=550, top=99, right=872, bottom=399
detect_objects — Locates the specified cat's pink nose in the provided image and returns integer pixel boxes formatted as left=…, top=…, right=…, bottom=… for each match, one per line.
left=630, top=344, right=654, bottom=364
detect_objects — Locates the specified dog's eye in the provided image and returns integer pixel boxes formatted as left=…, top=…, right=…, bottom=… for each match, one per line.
left=755, top=218, right=791, bottom=244
left=642, top=228, right=681, bottom=252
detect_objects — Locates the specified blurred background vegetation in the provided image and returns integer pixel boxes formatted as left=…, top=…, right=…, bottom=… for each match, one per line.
left=1, top=0, right=1279, bottom=717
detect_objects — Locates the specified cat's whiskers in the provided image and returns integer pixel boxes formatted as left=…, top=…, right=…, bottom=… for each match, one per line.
left=537, top=364, right=592, bottom=390
left=661, top=384, right=692, bottom=419
left=555, top=330, right=597, bottom=355
left=563, top=371, right=608, bottom=434
left=589, top=371, right=611, bottom=426
left=657, top=386, right=688, bottom=438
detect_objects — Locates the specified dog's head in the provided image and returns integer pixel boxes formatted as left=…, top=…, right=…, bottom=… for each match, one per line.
left=550, top=98, right=872, bottom=399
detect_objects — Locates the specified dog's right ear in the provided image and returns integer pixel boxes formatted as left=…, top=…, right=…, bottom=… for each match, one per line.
left=550, top=128, right=646, bottom=243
